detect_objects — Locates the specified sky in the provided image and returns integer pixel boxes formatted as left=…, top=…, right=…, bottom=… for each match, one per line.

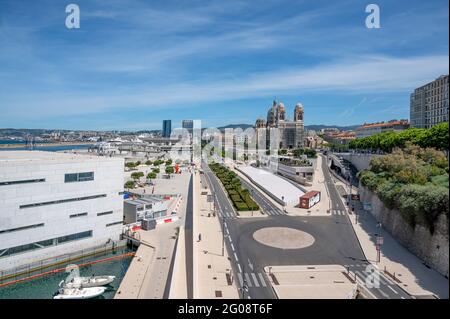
left=0, top=0, right=448, bottom=131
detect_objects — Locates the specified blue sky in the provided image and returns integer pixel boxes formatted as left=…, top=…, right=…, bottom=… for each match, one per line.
left=0, top=0, right=448, bottom=131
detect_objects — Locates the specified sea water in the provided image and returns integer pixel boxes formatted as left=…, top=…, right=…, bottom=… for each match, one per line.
left=0, top=246, right=134, bottom=299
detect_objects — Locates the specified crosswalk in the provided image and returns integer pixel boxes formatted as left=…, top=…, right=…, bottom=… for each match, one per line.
left=330, top=209, right=346, bottom=216
left=237, top=272, right=268, bottom=288
left=263, top=209, right=285, bottom=216
left=343, top=263, right=407, bottom=298
left=218, top=210, right=236, bottom=219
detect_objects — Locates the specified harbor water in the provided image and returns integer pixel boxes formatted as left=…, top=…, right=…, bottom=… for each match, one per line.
left=0, top=140, right=91, bottom=152
left=0, top=246, right=135, bottom=299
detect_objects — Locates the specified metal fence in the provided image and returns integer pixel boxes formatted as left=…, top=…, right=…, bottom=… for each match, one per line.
left=0, top=239, right=127, bottom=283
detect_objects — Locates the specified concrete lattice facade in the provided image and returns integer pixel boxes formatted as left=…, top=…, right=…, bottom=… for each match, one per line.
left=0, top=151, right=124, bottom=270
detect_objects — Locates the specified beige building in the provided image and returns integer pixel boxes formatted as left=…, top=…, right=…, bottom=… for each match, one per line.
left=255, top=100, right=305, bottom=150
left=410, top=75, right=449, bottom=129
left=355, top=120, right=409, bottom=138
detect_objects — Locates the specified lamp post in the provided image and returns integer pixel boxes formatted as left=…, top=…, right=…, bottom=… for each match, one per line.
left=250, top=189, right=254, bottom=217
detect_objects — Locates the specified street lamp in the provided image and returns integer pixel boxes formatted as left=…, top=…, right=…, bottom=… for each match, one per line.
left=250, top=189, right=254, bottom=217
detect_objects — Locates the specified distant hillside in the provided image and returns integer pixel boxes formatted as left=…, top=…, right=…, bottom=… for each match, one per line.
left=217, top=124, right=253, bottom=131
left=216, top=124, right=358, bottom=131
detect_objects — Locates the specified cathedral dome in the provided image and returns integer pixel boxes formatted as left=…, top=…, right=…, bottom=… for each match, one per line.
left=295, top=103, right=303, bottom=111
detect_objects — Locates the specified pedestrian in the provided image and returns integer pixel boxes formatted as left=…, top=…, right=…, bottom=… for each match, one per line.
left=198, top=233, right=202, bottom=242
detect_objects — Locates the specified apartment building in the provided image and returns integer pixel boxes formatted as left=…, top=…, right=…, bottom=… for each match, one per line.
left=410, top=75, right=449, bottom=128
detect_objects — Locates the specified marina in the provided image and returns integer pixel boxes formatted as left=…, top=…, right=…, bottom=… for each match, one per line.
left=0, top=246, right=135, bottom=299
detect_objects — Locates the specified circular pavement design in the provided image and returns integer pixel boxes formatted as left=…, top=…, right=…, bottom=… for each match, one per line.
left=252, top=227, right=315, bottom=249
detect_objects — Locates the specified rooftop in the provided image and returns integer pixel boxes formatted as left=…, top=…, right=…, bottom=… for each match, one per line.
left=357, top=120, right=409, bottom=130
left=239, top=165, right=304, bottom=204
left=0, top=150, right=123, bottom=164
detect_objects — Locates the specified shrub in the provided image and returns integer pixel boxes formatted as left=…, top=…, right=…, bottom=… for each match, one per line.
left=234, top=201, right=250, bottom=211
left=231, top=194, right=242, bottom=203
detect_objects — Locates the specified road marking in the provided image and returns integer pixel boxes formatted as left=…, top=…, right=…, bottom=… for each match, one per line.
left=258, top=273, right=267, bottom=287
left=248, top=259, right=254, bottom=271
left=234, top=252, right=238, bottom=261
left=237, top=263, right=242, bottom=273
left=377, top=288, right=390, bottom=298
left=251, top=273, right=260, bottom=287
left=230, top=243, right=235, bottom=251
left=387, top=285, right=399, bottom=294
left=244, top=273, right=253, bottom=287
left=237, top=272, right=244, bottom=286
left=401, top=296, right=405, bottom=299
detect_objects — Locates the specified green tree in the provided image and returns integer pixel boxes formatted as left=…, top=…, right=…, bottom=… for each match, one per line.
left=147, top=172, right=157, bottom=179
left=165, top=166, right=174, bottom=174
left=124, top=181, right=135, bottom=189
left=131, top=172, right=144, bottom=180
left=145, top=160, right=152, bottom=166
left=125, top=162, right=136, bottom=168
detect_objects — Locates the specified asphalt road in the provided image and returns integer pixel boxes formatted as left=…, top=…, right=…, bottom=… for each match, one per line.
left=201, top=159, right=410, bottom=299
left=320, top=154, right=411, bottom=299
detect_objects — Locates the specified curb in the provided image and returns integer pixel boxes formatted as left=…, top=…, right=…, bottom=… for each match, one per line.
left=323, top=155, right=369, bottom=263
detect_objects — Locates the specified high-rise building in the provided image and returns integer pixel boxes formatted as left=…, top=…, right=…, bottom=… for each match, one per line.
left=0, top=151, right=124, bottom=270
left=410, top=75, right=449, bottom=129
left=182, top=120, right=194, bottom=135
left=162, top=120, right=172, bottom=138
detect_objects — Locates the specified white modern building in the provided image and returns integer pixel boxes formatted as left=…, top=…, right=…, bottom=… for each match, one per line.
left=123, top=196, right=168, bottom=224
left=0, top=151, right=124, bottom=271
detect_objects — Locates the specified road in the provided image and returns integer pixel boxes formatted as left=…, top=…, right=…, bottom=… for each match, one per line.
left=320, top=154, right=411, bottom=299
left=201, top=159, right=411, bottom=299
left=202, top=162, right=276, bottom=299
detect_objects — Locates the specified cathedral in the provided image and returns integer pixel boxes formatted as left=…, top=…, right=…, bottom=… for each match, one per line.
left=255, top=100, right=305, bottom=149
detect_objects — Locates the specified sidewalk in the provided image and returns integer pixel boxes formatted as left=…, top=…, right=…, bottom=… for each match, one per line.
left=352, top=209, right=449, bottom=298
left=286, top=155, right=332, bottom=216
left=325, top=156, right=448, bottom=298
left=263, top=265, right=358, bottom=299
left=193, top=172, right=239, bottom=299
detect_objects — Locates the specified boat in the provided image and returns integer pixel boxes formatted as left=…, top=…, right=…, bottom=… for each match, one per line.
left=60, top=275, right=116, bottom=289
left=53, top=286, right=106, bottom=299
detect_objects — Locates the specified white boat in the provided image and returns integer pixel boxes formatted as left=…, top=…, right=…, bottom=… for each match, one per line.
left=53, top=286, right=106, bottom=299
left=60, top=275, right=116, bottom=289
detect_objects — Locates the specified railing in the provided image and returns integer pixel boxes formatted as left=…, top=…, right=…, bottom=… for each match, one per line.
left=0, top=239, right=126, bottom=283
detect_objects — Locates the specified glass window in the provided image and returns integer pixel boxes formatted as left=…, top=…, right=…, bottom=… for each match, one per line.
left=64, top=173, right=78, bottom=183
left=78, top=172, right=94, bottom=181
left=64, top=172, right=94, bottom=183
left=97, top=211, right=113, bottom=216
left=0, top=223, right=44, bottom=234
left=0, top=178, right=45, bottom=186
left=0, top=231, right=93, bottom=259
left=70, top=212, right=88, bottom=218
left=106, top=221, right=122, bottom=227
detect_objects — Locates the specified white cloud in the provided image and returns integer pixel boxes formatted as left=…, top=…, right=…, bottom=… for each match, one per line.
left=1, top=54, right=447, bottom=119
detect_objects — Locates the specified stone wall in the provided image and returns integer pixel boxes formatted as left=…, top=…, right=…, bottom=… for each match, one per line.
left=359, top=185, right=449, bottom=277
left=340, top=153, right=380, bottom=172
